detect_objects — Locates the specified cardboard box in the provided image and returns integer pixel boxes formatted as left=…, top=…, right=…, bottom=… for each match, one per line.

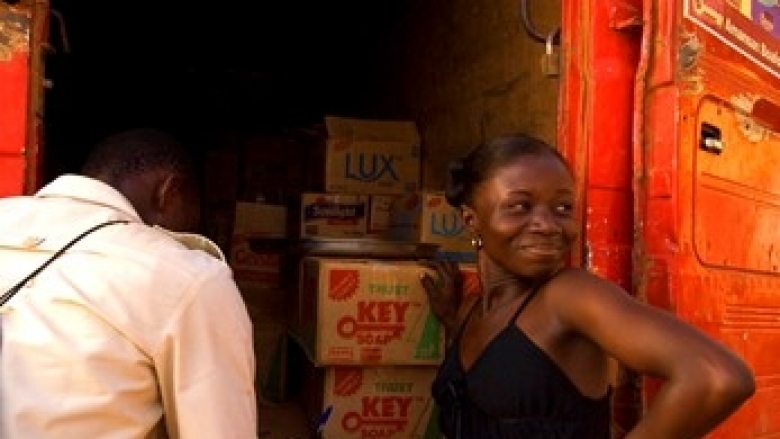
left=301, top=364, right=441, bottom=439
left=389, top=192, right=476, bottom=262
left=300, top=193, right=369, bottom=239
left=459, top=263, right=480, bottom=297
left=229, top=235, right=282, bottom=290
left=233, top=202, right=288, bottom=239
left=294, top=258, right=444, bottom=366
left=366, top=195, right=397, bottom=239
left=324, top=116, right=421, bottom=195
left=230, top=203, right=286, bottom=291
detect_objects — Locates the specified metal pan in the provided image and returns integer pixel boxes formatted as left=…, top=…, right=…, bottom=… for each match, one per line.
left=290, top=238, right=440, bottom=260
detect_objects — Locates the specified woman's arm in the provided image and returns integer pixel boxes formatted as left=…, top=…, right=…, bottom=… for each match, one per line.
left=552, top=270, right=755, bottom=439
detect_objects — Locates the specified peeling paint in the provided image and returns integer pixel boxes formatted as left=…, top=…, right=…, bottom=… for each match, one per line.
left=0, top=6, right=29, bottom=62
left=584, top=241, right=594, bottom=270
left=679, top=32, right=705, bottom=95
left=729, top=93, right=773, bottom=142
left=609, top=0, right=642, bottom=30
left=679, top=31, right=703, bottom=69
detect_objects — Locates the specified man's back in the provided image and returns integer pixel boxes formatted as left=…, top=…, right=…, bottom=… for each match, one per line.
left=0, top=176, right=257, bottom=438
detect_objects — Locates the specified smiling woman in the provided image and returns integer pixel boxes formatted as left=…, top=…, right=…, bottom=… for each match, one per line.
left=455, top=135, right=576, bottom=281
left=419, top=133, right=756, bottom=439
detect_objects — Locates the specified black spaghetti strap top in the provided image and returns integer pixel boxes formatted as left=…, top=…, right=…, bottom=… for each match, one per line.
left=432, top=284, right=611, bottom=439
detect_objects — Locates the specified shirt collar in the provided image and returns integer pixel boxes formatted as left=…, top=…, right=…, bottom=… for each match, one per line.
left=35, top=175, right=144, bottom=223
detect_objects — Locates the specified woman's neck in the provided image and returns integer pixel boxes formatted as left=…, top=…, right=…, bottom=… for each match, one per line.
left=481, top=282, right=527, bottom=311
left=476, top=254, right=563, bottom=313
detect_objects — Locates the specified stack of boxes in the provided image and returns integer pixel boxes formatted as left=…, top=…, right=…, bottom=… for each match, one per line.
left=200, top=144, right=297, bottom=408
left=229, top=202, right=289, bottom=404
left=297, top=116, right=421, bottom=241
left=207, top=115, right=481, bottom=437
left=296, top=116, right=481, bottom=258
left=293, top=259, right=446, bottom=438
left=289, top=116, right=478, bottom=439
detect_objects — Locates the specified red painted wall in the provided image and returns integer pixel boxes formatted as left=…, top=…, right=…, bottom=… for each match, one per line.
left=0, top=5, right=31, bottom=197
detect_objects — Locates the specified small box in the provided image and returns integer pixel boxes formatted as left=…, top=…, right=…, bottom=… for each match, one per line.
left=389, top=192, right=476, bottom=262
left=233, top=202, right=287, bottom=239
left=459, top=263, right=481, bottom=297
left=299, top=193, right=369, bottom=239
left=366, top=195, right=398, bottom=239
left=229, top=235, right=282, bottom=290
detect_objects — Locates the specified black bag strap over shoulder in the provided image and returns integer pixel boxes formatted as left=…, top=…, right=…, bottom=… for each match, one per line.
left=0, top=220, right=128, bottom=306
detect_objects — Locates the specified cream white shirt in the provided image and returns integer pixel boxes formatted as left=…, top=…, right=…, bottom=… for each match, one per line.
left=0, top=175, right=257, bottom=439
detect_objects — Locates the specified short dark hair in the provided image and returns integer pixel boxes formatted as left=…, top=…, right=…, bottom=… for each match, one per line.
left=82, top=128, right=194, bottom=184
left=445, top=133, right=571, bottom=208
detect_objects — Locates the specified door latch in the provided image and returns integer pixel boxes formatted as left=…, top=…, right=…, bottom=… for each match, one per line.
left=700, top=123, right=724, bottom=154
left=540, top=29, right=561, bottom=78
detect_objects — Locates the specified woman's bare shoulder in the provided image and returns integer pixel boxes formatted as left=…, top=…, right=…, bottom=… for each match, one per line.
left=543, top=267, right=637, bottom=319
left=548, top=267, right=628, bottom=295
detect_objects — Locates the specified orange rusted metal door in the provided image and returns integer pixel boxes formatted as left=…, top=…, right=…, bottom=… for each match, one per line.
left=0, top=0, right=48, bottom=197
left=559, top=0, right=644, bottom=436
left=635, top=0, right=780, bottom=436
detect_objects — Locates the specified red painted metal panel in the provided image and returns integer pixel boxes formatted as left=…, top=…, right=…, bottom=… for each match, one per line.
left=631, top=0, right=686, bottom=421
left=636, top=0, right=780, bottom=436
left=24, top=0, right=48, bottom=194
left=0, top=4, right=31, bottom=198
left=559, top=0, right=643, bottom=436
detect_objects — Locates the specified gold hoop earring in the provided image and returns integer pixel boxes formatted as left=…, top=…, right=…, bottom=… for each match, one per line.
left=471, top=236, right=483, bottom=250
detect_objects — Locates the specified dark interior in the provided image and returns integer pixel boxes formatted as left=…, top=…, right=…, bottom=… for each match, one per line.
left=43, top=0, right=412, bottom=182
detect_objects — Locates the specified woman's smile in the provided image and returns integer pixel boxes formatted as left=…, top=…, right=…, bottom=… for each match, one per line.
left=516, top=241, right=566, bottom=261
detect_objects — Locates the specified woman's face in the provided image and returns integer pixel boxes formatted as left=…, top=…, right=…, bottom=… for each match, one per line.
left=466, top=153, right=578, bottom=279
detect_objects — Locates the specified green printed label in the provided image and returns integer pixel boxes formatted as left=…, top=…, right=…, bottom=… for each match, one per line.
left=368, top=283, right=412, bottom=295
left=423, top=404, right=442, bottom=439
left=414, top=311, right=442, bottom=359
left=374, top=381, right=414, bottom=393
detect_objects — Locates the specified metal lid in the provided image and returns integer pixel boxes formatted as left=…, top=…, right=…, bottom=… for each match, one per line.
left=291, top=237, right=440, bottom=260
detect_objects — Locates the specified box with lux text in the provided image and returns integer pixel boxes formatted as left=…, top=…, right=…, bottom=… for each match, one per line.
left=389, top=192, right=476, bottom=262
left=324, top=116, right=421, bottom=195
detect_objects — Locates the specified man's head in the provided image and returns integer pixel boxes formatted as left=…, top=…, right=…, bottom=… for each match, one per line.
left=82, top=128, right=201, bottom=232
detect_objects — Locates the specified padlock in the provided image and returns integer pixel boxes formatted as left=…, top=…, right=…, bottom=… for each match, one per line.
left=540, top=29, right=560, bottom=77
